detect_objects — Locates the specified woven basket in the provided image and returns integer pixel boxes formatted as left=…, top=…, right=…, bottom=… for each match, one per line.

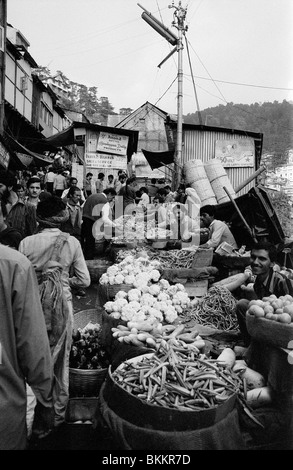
left=69, top=368, right=108, bottom=397
left=246, top=312, right=293, bottom=349
left=72, top=308, right=103, bottom=330
left=99, top=283, right=134, bottom=300
left=86, top=259, right=113, bottom=282
left=69, top=309, right=108, bottom=397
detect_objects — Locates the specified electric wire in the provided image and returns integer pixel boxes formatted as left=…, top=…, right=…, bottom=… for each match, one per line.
left=184, top=35, right=203, bottom=124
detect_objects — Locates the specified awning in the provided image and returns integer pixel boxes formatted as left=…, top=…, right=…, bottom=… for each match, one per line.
left=42, top=121, right=139, bottom=161
left=4, top=133, right=55, bottom=167
left=141, top=149, right=175, bottom=170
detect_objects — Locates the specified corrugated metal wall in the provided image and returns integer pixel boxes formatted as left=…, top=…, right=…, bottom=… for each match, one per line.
left=182, top=130, right=258, bottom=197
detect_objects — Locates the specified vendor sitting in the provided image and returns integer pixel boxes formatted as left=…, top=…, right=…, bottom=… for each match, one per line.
left=236, top=241, right=293, bottom=347
left=199, top=204, right=238, bottom=251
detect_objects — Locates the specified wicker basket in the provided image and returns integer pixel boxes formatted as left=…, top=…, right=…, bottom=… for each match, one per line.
left=69, top=309, right=108, bottom=397
left=72, top=308, right=103, bottom=330
left=69, top=368, right=108, bottom=398
left=99, top=283, right=134, bottom=300
left=86, top=259, right=113, bottom=283
left=246, top=312, right=293, bottom=349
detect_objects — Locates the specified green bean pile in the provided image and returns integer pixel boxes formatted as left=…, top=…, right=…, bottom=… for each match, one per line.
left=187, top=285, right=239, bottom=331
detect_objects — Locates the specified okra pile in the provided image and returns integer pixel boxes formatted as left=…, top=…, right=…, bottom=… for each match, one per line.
left=112, top=339, right=241, bottom=410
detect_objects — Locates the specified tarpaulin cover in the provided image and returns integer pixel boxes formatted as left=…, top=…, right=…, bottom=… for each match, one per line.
left=97, top=384, right=246, bottom=450
left=141, top=148, right=175, bottom=170
left=214, top=185, right=285, bottom=249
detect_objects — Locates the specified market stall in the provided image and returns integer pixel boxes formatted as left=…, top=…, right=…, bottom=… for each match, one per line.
left=67, top=242, right=293, bottom=450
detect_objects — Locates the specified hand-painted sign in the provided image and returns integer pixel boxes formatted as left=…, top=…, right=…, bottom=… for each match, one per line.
left=97, top=132, right=129, bottom=156
left=215, top=139, right=255, bottom=167
left=85, top=152, right=127, bottom=170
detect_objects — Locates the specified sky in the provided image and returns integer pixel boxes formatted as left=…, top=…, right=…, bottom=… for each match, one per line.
left=6, top=0, right=293, bottom=116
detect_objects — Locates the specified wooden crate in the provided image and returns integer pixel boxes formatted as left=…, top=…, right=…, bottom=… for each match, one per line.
left=184, top=279, right=209, bottom=298
left=191, top=248, right=213, bottom=268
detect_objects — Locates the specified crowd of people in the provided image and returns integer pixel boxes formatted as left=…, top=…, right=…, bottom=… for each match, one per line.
left=2, top=163, right=274, bottom=450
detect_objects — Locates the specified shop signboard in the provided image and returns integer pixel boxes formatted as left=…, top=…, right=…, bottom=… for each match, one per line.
left=85, top=152, right=127, bottom=170
left=97, top=132, right=129, bottom=156
left=215, top=139, right=255, bottom=167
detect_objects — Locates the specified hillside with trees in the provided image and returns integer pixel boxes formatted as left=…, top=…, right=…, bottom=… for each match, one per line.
left=184, top=100, right=293, bottom=167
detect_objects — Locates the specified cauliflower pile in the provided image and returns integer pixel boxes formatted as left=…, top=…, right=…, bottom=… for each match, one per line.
left=99, top=255, right=161, bottom=287
left=103, top=278, right=191, bottom=325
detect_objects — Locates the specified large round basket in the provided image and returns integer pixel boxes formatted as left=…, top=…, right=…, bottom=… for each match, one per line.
left=246, top=312, right=293, bottom=349
left=102, top=354, right=237, bottom=432
left=69, top=309, right=108, bottom=397
left=86, top=258, right=113, bottom=283
left=72, top=308, right=103, bottom=330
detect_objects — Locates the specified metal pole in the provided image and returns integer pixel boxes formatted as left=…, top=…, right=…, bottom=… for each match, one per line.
left=175, top=25, right=183, bottom=191
left=0, top=0, right=7, bottom=135
left=170, top=1, right=187, bottom=191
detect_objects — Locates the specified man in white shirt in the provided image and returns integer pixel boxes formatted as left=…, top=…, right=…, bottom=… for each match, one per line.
left=61, top=177, right=86, bottom=205
left=200, top=204, right=238, bottom=250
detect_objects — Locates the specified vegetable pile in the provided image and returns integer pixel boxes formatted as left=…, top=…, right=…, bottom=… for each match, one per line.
left=111, top=322, right=205, bottom=350
left=147, top=249, right=200, bottom=269
left=112, top=334, right=241, bottom=411
left=104, top=278, right=190, bottom=325
left=247, top=294, right=293, bottom=323
left=185, top=285, right=239, bottom=331
left=69, top=322, right=111, bottom=370
left=99, top=255, right=162, bottom=286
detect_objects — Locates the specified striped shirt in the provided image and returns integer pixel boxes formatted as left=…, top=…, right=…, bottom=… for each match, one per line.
left=253, top=268, right=293, bottom=298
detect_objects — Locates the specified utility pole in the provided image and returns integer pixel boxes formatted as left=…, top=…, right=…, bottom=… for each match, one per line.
left=0, top=0, right=6, bottom=135
left=169, top=1, right=187, bottom=190
left=138, top=2, right=187, bottom=191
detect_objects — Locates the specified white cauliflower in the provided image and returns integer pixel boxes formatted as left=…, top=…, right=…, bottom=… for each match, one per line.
left=167, top=285, right=178, bottom=296
left=156, top=301, right=168, bottom=313
left=112, top=298, right=128, bottom=312
left=159, top=279, right=170, bottom=290
left=149, top=269, right=161, bottom=282
left=108, top=275, right=116, bottom=285
left=157, top=292, right=169, bottom=302
left=172, top=291, right=190, bottom=307
left=124, top=274, right=136, bottom=285
left=135, top=310, right=147, bottom=322
left=139, top=305, right=151, bottom=315
left=120, top=306, right=137, bottom=322
left=140, top=293, right=155, bottom=307
left=104, top=301, right=115, bottom=313
left=164, top=306, right=178, bottom=323
left=110, top=311, right=121, bottom=319
left=99, top=273, right=109, bottom=285
left=128, top=300, right=141, bottom=312
left=148, top=284, right=161, bottom=296
left=123, top=255, right=135, bottom=265
left=174, top=283, right=186, bottom=292
left=115, top=290, right=128, bottom=300
left=148, top=307, right=163, bottom=322
left=127, top=288, right=141, bottom=302
left=107, top=265, right=120, bottom=277
left=114, top=273, right=125, bottom=284
left=140, top=285, right=150, bottom=294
